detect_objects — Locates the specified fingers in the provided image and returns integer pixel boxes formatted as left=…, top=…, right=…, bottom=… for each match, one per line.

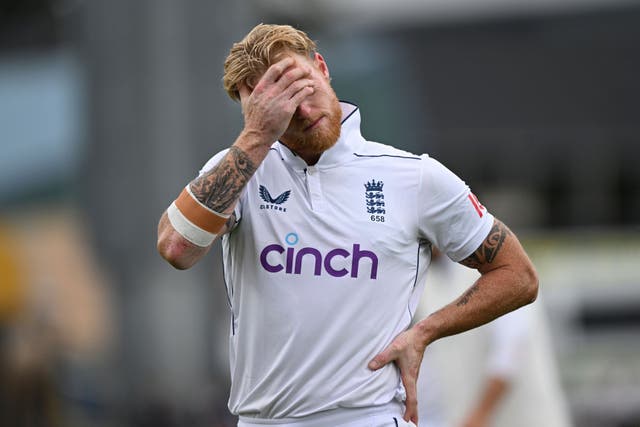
left=401, top=373, right=419, bottom=424
left=285, top=77, right=314, bottom=100
left=239, top=62, right=311, bottom=106
left=276, top=64, right=312, bottom=92
left=368, top=347, right=394, bottom=371
left=256, top=58, right=311, bottom=96
left=368, top=331, right=423, bottom=425
left=290, top=85, right=314, bottom=106
left=260, top=57, right=295, bottom=84
left=237, top=56, right=315, bottom=141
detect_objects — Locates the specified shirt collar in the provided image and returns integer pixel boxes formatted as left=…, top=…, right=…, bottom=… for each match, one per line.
left=275, top=101, right=366, bottom=171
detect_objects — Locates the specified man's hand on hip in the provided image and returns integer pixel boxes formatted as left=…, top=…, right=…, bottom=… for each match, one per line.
left=368, top=327, right=427, bottom=425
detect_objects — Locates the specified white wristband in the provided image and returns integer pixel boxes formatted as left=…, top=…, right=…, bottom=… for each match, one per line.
left=167, top=201, right=216, bottom=247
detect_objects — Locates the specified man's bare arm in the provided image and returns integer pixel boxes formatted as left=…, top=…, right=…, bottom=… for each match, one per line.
left=190, top=146, right=257, bottom=213
left=157, top=211, right=236, bottom=270
left=157, top=57, right=315, bottom=269
left=420, top=219, right=538, bottom=341
left=156, top=136, right=267, bottom=270
left=461, top=376, right=510, bottom=427
left=368, top=218, right=538, bottom=424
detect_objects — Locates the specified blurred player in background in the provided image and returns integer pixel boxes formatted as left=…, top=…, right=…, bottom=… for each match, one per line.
left=157, top=23, right=539, bottom=426
left=416, top=249, right=571, bottom=427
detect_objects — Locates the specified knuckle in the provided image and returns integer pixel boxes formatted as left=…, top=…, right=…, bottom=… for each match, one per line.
left=284, top=69, right=302, bottom=83
left=287, top=81, right=302, bottom=93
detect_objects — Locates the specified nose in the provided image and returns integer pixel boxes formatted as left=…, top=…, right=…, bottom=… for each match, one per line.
left=295, top=101, right=313, bottom=121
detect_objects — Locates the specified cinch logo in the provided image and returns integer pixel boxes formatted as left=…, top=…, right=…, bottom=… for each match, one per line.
left=259, top=232, right=379, bottom=279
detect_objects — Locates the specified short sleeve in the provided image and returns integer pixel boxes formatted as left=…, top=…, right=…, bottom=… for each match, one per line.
left=417, top=155, right=494, bottom=262
left=197, top=148, right=243, bottom=224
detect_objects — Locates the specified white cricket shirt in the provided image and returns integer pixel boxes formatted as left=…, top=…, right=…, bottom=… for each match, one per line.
left=198, top=102, right=494, bottom=422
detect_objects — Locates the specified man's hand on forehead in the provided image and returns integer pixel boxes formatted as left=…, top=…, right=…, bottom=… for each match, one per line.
left=243, top=56, right=312, bottom=93
left=237, top=56, right=315, bottom=143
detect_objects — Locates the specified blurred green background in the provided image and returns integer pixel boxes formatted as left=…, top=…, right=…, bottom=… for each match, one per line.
left=1, top=1, right=639, bottom=426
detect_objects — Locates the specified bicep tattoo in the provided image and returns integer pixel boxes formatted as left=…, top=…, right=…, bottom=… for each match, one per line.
left=190, top=146, right=256, bottom=212
left=459, top=219, right=510, bottom=269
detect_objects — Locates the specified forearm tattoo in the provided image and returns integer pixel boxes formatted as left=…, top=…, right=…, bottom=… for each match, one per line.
left=456, top=283, right=480, bottom=306
left=459, top=219, right=510, bottom=269
left=190, top=146, right=256, bottom=212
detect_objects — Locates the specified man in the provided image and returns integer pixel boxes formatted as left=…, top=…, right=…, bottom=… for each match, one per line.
left=157, top=24, right=538, bottom=427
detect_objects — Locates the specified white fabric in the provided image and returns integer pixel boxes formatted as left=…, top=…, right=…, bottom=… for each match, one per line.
left=199, top=102, right=494, bottom=421
left=486, top=300, right=530, bottom=378
left=238, top=401, right=412, bottom=427
left=166, top=201, right=216, bottom=247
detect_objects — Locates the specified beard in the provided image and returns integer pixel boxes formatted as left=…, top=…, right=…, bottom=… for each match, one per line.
left=280, top=95, right=342, bottom=158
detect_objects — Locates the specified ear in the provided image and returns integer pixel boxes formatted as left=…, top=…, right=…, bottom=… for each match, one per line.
left=313, top=52, right=330, bottom=80
left=238, top=82, right=251, bottom=99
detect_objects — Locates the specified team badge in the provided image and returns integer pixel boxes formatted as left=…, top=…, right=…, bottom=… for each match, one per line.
left=259, top=185, right=291, bottom=212
left=364, top=179, right=385, bottom=222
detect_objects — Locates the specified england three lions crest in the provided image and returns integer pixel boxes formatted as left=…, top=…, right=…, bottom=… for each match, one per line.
left=365, top=179, right=386, bottom=222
